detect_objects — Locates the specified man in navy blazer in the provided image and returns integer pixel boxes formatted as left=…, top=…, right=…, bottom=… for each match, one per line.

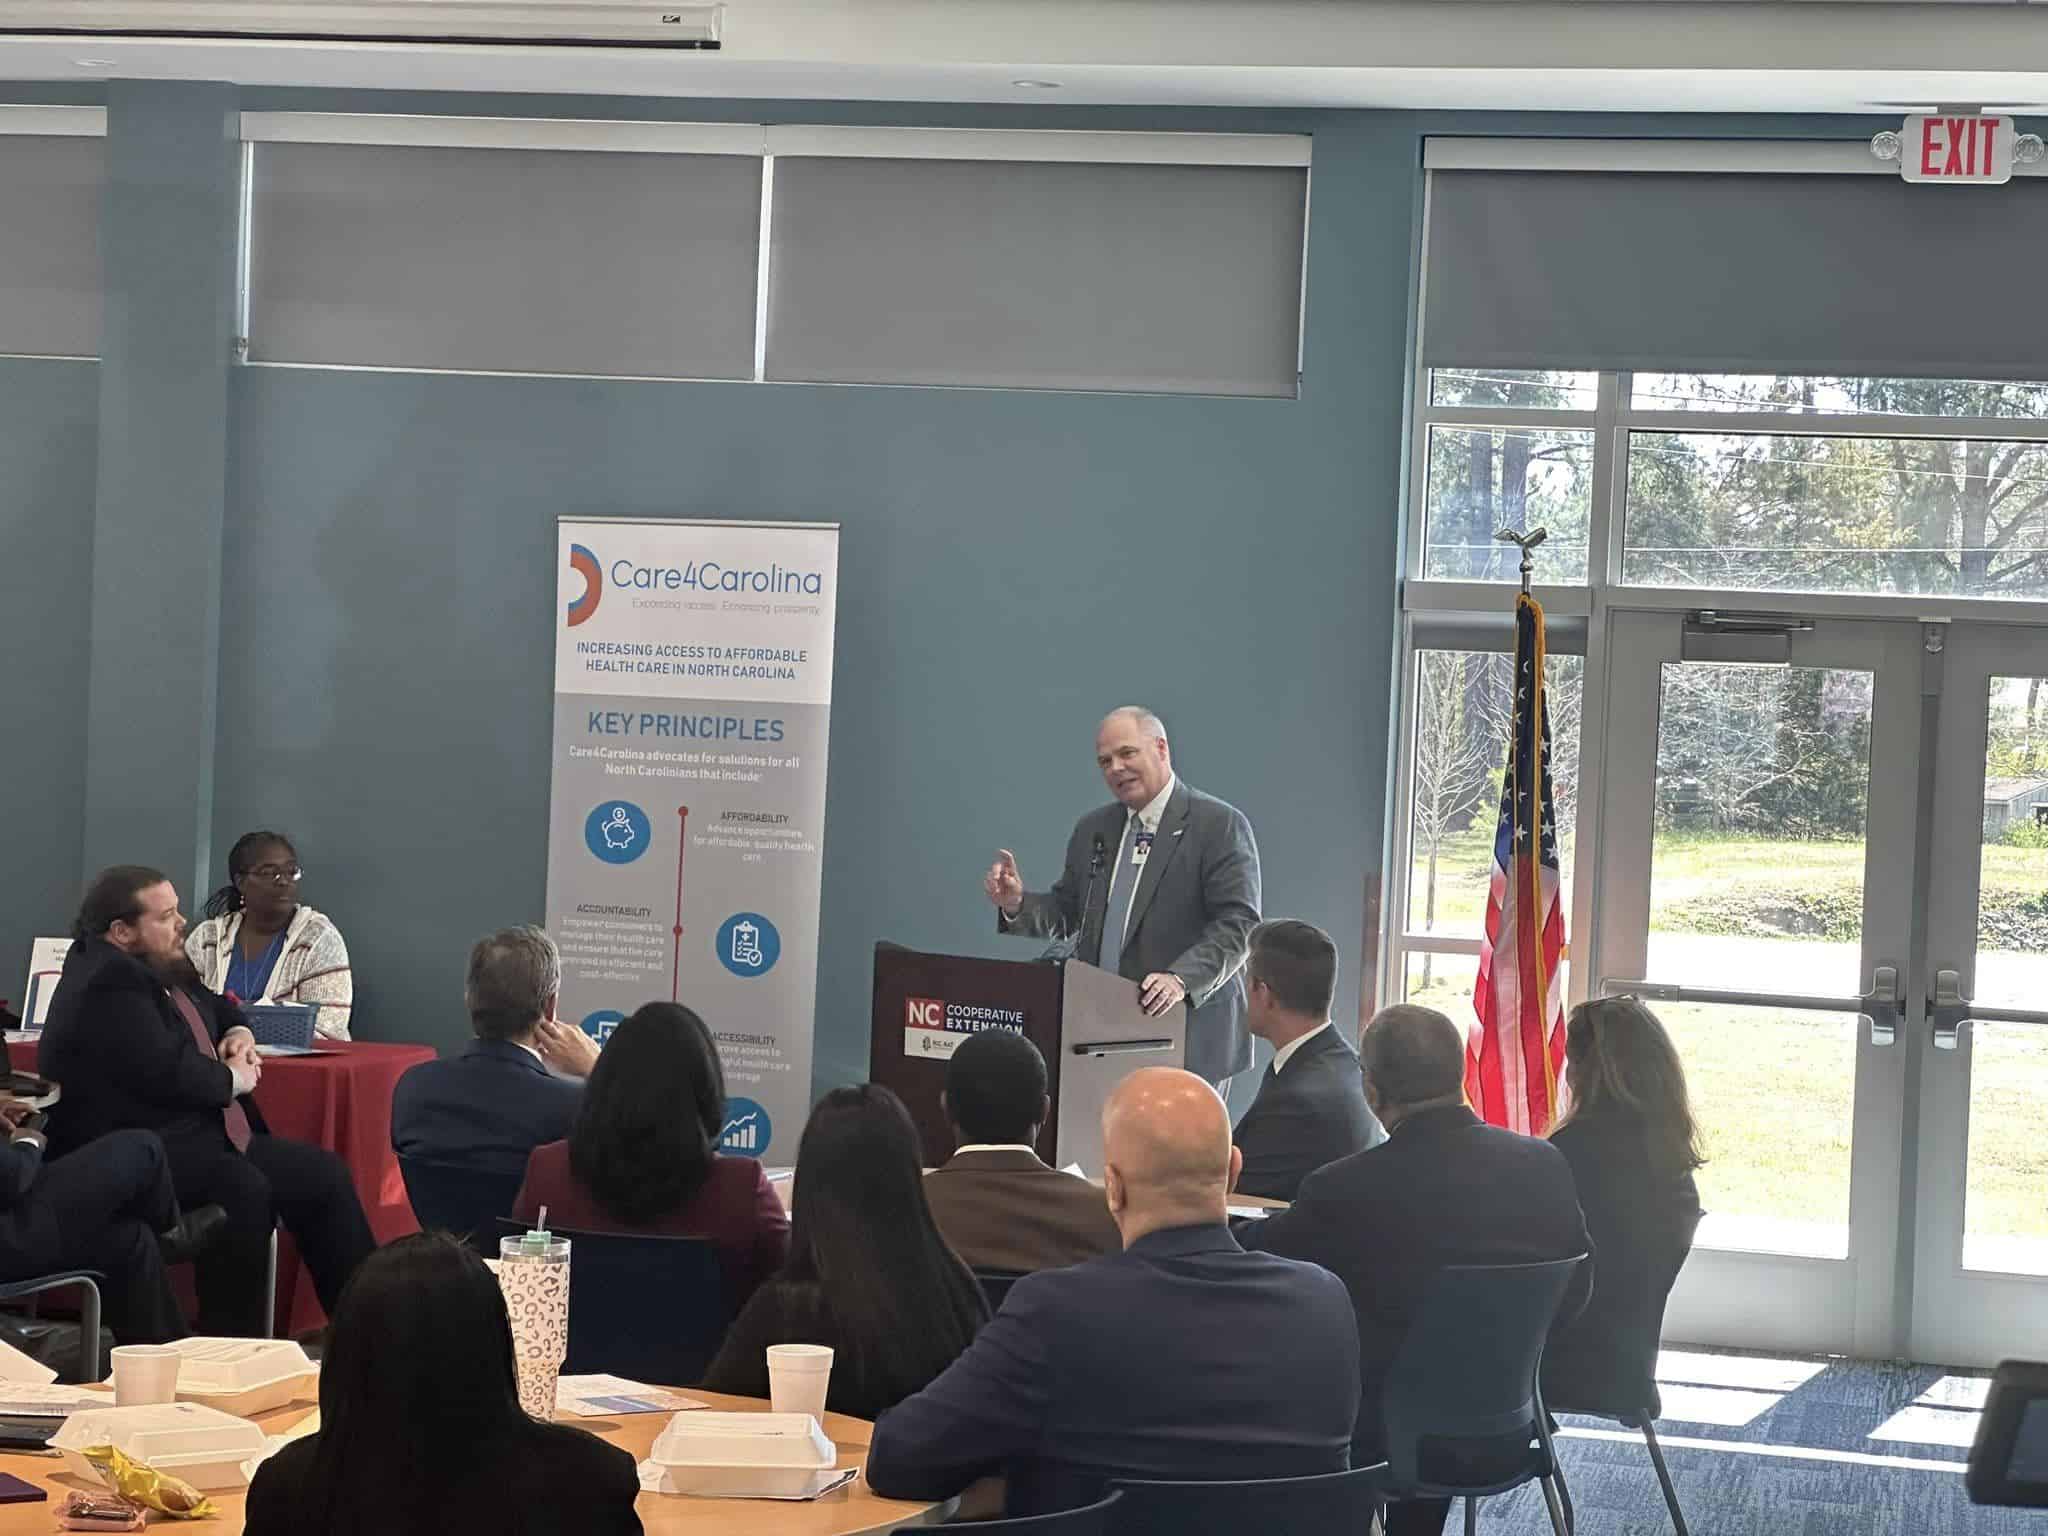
left=1231, top=919, right=1382, bottom=1201
left=866, top=1068, right=1359, bottom=1517
left=391, top=926, right=600, bottom=1177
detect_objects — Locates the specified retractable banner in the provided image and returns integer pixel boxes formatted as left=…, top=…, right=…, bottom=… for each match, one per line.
left=546, top=518, right=839, bottom=1162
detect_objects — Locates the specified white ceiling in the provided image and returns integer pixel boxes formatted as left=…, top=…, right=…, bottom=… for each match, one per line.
left=5, top=0, right=2048, bottom=113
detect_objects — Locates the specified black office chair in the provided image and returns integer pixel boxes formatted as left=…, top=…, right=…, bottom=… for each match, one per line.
left=0, top=1272, right=103, bottom=1383
left=974, top=1268, right=1028, bottom=1313
left=1543, top=1208, right=1703, bottom=1535
left=1381, top=1254, right=1587, bottom=1536
left=945, top=1491, right=1121, bottom=1533
left=399, top=1157, right=525, bottom=1255
left=496, top=1220, right=727, bottom=1386
left=1112, top=1462, right=1389, bottom=1536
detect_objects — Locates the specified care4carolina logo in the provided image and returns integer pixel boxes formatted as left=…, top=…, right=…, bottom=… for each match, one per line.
left=720, top=1097, right=771, bottom=1156
left=565, top=543, right=603, bottom=627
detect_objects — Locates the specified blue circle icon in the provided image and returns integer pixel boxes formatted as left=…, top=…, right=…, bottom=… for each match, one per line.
left=585, top=801, right=651, bottom=865
left=720, top=1096, right=772, bottom=1157
left=579, top=1009, right=625, bottom=1046
left=717, top=912, right=781, bottom=978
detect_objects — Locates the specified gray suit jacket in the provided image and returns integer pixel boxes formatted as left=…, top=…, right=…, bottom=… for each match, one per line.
left=1001, top=779, right=1261, bottom=1083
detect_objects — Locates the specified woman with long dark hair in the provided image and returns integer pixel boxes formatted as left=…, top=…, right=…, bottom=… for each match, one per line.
left=243, top=1232, right=641, bottom=1536
left=512, top=1002, right=789, bottom=1307
left=186, top=831, right=354, bottom=1039
left=702, top=1084, right=987, bottom=1419
left=1543, top=996, right=1707, bottom=1409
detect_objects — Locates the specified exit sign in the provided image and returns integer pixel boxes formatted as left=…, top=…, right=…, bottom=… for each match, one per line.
left=1903, top=115, right=2014, bottom=185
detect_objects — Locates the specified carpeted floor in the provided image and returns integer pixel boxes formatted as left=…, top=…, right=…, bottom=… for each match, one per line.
left=1470, top=1349, right=2035, bottom=1535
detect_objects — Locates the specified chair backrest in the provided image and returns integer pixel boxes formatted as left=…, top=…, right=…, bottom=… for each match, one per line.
left=974, top=1268, right=1028, bottom=1312
left=1546, top=1206, right=1701, bottom=1418
left=399, top=1157, right=526, bottom=1254
left=496, top=1219, right=727, bottom=1386
left=951, top=1491, right=1122, bottom=1535
left=1381, top=1255, right=1587, bottom=1490
left=1111, top=1463, right=1388, bottom=1536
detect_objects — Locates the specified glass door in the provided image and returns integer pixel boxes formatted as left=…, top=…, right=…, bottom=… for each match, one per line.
left=1588, top=611, right=1922, bottom=1356
left=1914, top=621, right=2048, bottom=1366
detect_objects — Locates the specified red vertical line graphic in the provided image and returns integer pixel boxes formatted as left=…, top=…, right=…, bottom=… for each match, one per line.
left=673, top=806, right=690, bottom=1001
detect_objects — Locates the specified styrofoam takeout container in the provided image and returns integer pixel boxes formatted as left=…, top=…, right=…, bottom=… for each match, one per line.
left=104, top=1338, right=317, bottom=1418
left=647, top=1411, right=837, bottom=1497
left=52, top=1401, right=270, bottom=1490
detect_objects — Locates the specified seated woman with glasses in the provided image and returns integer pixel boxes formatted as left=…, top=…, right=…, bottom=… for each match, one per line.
left=185, top=831, right=355, bottom=1039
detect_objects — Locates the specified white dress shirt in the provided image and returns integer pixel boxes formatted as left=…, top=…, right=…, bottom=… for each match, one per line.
left=1270, top=1020, right=1333, bottom=1075
left=949, top=1143, right=1040, bottom=1156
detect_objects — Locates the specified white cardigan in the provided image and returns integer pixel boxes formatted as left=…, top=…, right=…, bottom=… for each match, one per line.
left=185, top=905, right=354, bottom=1041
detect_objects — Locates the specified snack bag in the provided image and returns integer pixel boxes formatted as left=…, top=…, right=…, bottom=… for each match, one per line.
left=79, top=1444, right=215, bottom=1519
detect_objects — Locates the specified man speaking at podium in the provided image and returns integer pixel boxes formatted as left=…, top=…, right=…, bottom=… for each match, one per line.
left=984, top=707, right=1261, bottom=1089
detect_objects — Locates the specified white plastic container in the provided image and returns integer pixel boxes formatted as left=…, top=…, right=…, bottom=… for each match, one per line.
left=104, top=1338, right=318, bottom=1418
left=646, top=1411, right=838, bottom=1497
left=52, top=1401, right=270, bottom=1490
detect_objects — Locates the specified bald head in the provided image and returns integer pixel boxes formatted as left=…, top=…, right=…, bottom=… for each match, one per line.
left=1100, top=1067, right=1239, bottom=1243
left=1360, top=1004, right=1468, bottom=1130
left=1096, top=706, right=1173, bottom=811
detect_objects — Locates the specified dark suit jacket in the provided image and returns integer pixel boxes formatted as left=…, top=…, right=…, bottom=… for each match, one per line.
left=39, top=939, right=252, bottom=1163
left=513, top=1141, right=791, bottom=1310
left=391, top=1040, right=584, bottom=1178
left=1242, top=1104, right=1592, bottom=1460
left=1232, top=1027, right=1382, bottom=1202
left=1002, top=779, right=1261, bottom=1083
left=244, top=1417, right=642, bottom=1536
left=865, top=1223, right=1360, bottom=1517
left=1542, top=1107, right=1701, bottom=1413
left=922, top=1149, right=1121, bottom=1274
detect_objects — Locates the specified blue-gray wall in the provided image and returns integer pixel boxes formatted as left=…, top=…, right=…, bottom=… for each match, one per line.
left=219, top=107, right=1418, bottom=1085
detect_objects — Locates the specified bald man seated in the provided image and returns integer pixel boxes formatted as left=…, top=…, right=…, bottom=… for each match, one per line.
left=1242, top=1005, right=1592, bottom=1536
left=865, top=1068, right=1361, bottom=1517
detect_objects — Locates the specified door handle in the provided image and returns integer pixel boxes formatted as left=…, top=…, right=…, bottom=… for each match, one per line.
left=1929, top=966, right=2048, bottom=1049
left=1601, top=964, right=1899, bottom=1046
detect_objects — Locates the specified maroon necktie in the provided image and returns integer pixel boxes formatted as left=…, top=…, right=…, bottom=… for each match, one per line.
left=169, top=989, right=252, bottom=1154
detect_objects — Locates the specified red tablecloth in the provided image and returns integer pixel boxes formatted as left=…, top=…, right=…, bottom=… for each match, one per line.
left=8, top=1037, right=435, bottom=1336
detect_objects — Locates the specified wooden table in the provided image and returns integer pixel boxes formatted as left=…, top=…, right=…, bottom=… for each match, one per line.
left=0, top=1391, right=948, bottom=1535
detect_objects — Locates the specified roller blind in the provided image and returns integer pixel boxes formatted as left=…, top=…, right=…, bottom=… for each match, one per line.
left=0, top=135, right=103, bottom=359
left=1424, top=168, right=2048, bottom=380
left=766, top=156, right=1307, bottom=396
left=248, top=141, right=761, bottom=378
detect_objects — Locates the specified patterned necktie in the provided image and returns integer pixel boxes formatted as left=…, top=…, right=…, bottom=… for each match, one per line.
left=169, top=989, right=252, bottom=1153
left=1098, top=813, right=1143, bottom=976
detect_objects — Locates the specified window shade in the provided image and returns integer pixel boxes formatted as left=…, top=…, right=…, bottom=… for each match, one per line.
left=248, top=141, right=761, bottom=378
left=1424, top=169, right=2048, bottom=380
left=0, top=135, right=103, bottom=359
left=766, top=156, right=1306, bottom=396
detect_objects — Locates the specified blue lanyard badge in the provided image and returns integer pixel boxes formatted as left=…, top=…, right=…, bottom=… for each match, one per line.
left=1132, top=827, right=1154, bottom=865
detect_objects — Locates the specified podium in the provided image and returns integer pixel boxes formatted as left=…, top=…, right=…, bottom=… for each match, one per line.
left=870, top=943, right=1187, bottom=1174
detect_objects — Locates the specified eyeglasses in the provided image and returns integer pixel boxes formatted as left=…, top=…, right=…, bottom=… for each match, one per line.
left=242, top=865, right=302, bottom=885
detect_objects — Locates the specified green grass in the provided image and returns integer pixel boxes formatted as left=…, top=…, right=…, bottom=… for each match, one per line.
left=1406, top=825, right=2048, bottom=1254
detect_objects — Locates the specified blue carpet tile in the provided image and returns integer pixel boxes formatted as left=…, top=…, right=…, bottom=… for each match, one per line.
left=1459, top=1349, right=2038, bottom=1534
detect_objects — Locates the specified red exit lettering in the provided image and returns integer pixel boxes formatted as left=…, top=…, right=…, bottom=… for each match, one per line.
left=1907, top=115, right=2012, bottom=185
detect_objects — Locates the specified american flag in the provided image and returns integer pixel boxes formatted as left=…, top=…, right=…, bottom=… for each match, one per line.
left=1469, top=591, right=1568, bottom=1135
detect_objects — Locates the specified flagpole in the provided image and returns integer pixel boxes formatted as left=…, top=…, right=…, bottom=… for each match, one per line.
left=1493, top=525, right=1547, bottom=596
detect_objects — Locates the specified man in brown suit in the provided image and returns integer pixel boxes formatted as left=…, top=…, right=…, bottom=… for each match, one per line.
left=924, top=1030, right=1120, bottom=1274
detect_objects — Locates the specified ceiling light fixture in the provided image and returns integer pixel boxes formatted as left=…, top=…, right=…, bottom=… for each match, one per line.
left=74, top=57, right=118, bottom=67
left=1011, top=79, right=1061, bottom=90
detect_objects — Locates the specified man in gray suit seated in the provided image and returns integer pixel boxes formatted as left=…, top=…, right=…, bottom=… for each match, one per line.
left=985, top=706, right=1262, bottom=1088
left=923, top=1030, right=1120, bottom=1274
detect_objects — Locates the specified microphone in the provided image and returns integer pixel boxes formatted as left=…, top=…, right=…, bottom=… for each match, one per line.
left=1042, top=834, right=1108, bottom=963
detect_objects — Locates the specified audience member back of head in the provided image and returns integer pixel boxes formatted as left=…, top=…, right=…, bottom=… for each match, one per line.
left=865, top=1067, right=1360, bottom=1517
left=243, top=1232, right=642, bottom=1536
left=701, top=1084, right=986, bottom=1419
left=1242, top=1003, right=1591, bottom=1467
left=1543, top=997, right=1704, bottom=1411
left=923, top=1029, right=1120, bottom=1273
left=513, top=1001, right=789, bottom=1310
